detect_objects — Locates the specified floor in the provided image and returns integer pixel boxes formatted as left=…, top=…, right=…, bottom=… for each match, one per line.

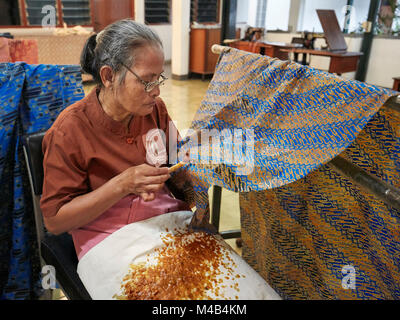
left=53, top=64, right=241, bottom=300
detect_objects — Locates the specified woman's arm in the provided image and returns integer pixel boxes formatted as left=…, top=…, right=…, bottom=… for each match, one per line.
left=44, top=164, right=170, bottom=235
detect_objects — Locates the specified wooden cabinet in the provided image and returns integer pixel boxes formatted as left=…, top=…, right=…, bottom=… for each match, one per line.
left=189, top=27, right=221, bottom=79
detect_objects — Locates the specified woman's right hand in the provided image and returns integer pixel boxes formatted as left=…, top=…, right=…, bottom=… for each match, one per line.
left=115, top=164, right=170, bottom=201
left=44, top=164, right=170, bottom=235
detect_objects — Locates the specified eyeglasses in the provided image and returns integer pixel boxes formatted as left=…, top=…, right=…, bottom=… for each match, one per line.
left=120, top=62, right=168, bottom=93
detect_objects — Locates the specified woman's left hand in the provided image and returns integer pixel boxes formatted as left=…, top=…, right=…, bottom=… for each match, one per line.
left=188, top=207, right=218, bottom=234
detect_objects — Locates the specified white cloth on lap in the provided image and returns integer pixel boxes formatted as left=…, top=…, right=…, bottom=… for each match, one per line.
left=77, top=210, right=281, bottom=300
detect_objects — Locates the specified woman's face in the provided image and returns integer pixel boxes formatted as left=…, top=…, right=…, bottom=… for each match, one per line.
left=114, top=45, right=165, bottom=117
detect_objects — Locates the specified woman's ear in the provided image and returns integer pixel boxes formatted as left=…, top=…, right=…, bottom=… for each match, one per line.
left=99, top=65, right=115, bottom=88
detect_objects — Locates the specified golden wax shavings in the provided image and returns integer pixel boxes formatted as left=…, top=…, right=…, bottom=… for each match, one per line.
left=115, top=230, right=245, bottom=300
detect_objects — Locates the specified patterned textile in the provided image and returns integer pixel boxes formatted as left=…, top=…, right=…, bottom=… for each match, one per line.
left=176, top=48, right=399, bottom=298
left=179, top=48, right=393, bottom=211
left=0, top=38, right=39, bottom=64
left=8, top=39, right=39, bottom=64
left=240, top=105, right=400, bottom=299
left=0, top=63, right=84, bottom=299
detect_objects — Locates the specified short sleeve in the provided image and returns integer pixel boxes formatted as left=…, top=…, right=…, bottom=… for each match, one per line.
left=40, top=128, right=88, bottom=217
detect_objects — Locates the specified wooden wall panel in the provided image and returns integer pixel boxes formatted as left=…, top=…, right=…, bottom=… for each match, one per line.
left=92, top=0, right=134, bottom=32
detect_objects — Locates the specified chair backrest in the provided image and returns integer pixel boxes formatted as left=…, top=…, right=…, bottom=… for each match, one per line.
left=22, top=131, right=46, bottom=260
left=22, top=131, right=45, bottom=196
left=22, top=131, right=92, bottom=300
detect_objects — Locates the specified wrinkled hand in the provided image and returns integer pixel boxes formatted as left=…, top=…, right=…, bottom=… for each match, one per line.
left=115, top=164, right=170, bottom=202
left=188, top=207, right=218, bottom=234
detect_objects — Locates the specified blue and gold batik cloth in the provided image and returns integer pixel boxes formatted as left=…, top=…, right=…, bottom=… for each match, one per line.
left=175, top=48, right=399, bottom=299
left=0, top=62, right=84, bottom=299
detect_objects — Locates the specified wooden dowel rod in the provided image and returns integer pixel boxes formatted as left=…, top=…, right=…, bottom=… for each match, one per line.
left=211, top=44, right=231, bottom=54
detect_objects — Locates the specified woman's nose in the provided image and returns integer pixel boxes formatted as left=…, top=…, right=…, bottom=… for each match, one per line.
left=149, top=85, right=161, bottom=97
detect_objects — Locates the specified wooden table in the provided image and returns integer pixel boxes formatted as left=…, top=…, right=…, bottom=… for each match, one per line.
left=228, top=40, right=302, bottom=60
left=281, top=48, right=363, bottom=75
left=258, top=41, right=303, bottom=60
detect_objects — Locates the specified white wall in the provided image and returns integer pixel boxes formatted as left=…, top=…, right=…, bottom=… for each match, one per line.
left=366, top=37, right=400, bottom=88
left=236, top=0, right=249, bottom=23
left=265, top=0, right=291, bottom=31
left=246, top=0, right=259, bottom=27
left=171, top=0, right=190, bottom=77
left=134, top=0, right=145, bottom=24
left=135, top=0, right=172, bottom=62
left=150, top=25, right=172, bottom=62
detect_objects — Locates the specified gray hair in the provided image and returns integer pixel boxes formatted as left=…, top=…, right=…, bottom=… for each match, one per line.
left=80, top=19, right=163, bottom=85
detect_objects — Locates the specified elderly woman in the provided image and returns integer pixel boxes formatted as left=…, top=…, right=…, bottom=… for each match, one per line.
left=40, top=19, right=194, bottom=260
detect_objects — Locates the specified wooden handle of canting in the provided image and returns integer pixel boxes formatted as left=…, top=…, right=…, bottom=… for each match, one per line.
left=168, top=162, right=187, bottom=173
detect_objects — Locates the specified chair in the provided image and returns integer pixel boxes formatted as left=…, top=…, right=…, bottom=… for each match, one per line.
left=22, top=131, right=91, bottom=300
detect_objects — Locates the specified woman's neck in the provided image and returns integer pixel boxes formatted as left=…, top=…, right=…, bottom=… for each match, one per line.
left=98, top=87, right=132, bottom=128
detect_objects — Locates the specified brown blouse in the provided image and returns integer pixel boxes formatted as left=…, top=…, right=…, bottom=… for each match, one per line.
left=40, top=86, right=184, bottom=218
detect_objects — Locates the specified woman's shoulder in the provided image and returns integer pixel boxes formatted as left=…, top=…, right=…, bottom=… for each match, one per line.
left=44, top=92, right=95, bottom=145
left=49, top=89, right=97, bottom=133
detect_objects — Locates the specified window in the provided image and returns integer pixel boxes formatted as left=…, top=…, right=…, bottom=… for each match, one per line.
left=265, top=0, right=290, bottom=31
left=255, top=0, right=267, bottom=27
left=25, top=0, right=57, bottom=26
left=1, top=0, right=92, bottom=27
left=61, top=0, right=91, bottom=26
left=345, top=0, right=370, bottom=34
left=376, top=0, right=400, bottom=36
left=236, top=0, right=248, bottom=24
left=145, top=0, right=170, bottom=24
left=394, top=0, right=400, bottom=35
left=191, top=0, right=219, bottom=23
left=298, top=0, right=348, bottom=33
left=238, top=0, right=290, bottom=31
left=0, top=0, right=21, bottom=25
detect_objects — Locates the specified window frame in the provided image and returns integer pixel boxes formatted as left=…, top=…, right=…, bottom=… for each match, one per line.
left=144, top=0, right=172, bottom=26
left=190, top=0, right=221, bottom=25
left=0, top=0, right=94, bottom=28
